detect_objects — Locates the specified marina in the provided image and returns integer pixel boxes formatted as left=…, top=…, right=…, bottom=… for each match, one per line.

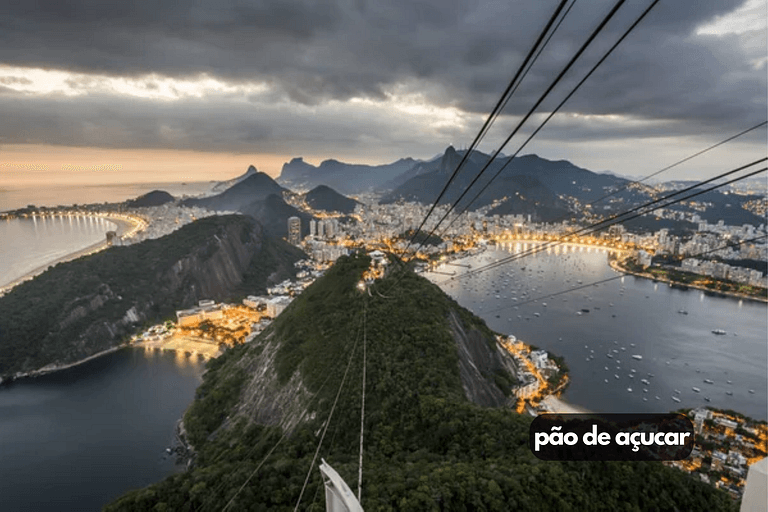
left=428, top=244, right=768, bottom=419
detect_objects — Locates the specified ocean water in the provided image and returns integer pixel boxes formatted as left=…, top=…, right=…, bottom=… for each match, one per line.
left=0, top=348, right=205, bottom=511
left=0, top=181, right=215, bottom=288
left=428, top=243, right=768, bottom=420
left=0, top=181, right=214, bottom=213
left=0, top=216, right=118, bottom=288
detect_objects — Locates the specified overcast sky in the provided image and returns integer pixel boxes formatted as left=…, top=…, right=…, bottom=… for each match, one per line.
left=0, top=0, right=765, bottom=186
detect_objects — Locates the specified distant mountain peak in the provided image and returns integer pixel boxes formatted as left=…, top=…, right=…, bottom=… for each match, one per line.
left=304, top=184, right=359, bottom=214
left=277, top=155, right=419, bottom=194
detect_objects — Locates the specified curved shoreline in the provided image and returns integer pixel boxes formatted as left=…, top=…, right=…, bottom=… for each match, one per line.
left=609, top=259, right=768, bottom=304
left=17, top=345, right=130, bottom=380
left=0, top=214, right=140, bottom=295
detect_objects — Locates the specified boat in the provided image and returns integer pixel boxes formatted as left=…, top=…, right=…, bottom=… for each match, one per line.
left=580, top=308, right=590, bottom=313
left=614, top=374, right=620, bottom=379
left=640, top=379, right=650, bottom=385
left=704, top=379, right=714, bottom=384
left=671, top=396, right=681, bottom=403
left=749, top=389, right=755, bottom=394
left=627, top=388, right=632, bottom=392
left=632, top=355, right=642, bottom=360
left=726, top=391, right=733, bottom=396
left=712, top=329, right=726, bottom=335
left=704, top=397, right=711, bottom=402
left=678, top=309, right=688, bottom=315
left=692, top=387, right=701, bottom=393
left=674, top=389, right=681, bottom=394
left=655, top=396, right=660, bottom=400
left=606, top=353, right=613, bottom=358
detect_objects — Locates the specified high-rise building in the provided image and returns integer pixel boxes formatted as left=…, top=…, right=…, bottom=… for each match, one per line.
left=317, top=221, right=325, bottom=239
left=288, top=216, right=301, bottom=245
left=309, top=219, right=317, bottom=237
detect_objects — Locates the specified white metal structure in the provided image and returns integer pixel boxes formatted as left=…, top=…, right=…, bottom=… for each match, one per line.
left=319, top=459, right=364, bottom=512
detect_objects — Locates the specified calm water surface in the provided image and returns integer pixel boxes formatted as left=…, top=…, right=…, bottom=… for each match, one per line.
left=0, top=348, right=205, bottom=511
left=0, top=216, right=117, bottom=287
left=428, top=243, right=768, bottom=420
left=0, top=182, right=214, bottom=213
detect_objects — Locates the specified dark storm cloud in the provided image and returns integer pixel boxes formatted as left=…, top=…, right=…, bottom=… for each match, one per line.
left=0, top=91, right=445, bottom=160
left=0, top=0, right=764, bottom=153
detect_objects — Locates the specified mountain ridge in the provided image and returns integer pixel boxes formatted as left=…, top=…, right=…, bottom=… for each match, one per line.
left=0, top=215, right=304, bottom=377
left=304, top=184, right=359, bottom=214
left=278, top=156, right=418, bottom=193
left=106, top=254, right=734, bottom=511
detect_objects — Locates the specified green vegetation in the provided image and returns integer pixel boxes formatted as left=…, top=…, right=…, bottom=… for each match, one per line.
left=184, top=345, right=249, bottom=446
left=106, top=255, right=737, bottom=511
left=622, top=258, right=766, bottom=300
left=0, top=215, right=302, bottom=376
left=547, top=353, right=570, bottom=390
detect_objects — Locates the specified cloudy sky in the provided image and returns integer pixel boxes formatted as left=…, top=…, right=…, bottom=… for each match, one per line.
left=0, top=0, right=765, bottom=187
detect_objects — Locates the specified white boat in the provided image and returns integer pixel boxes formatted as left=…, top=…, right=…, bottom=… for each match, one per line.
left=692, top=387, right=701, bottom=393
left=704, top=379, right=714, bottom=384
left=671, top=396, right=681, bottom=403
left=627, top=388, right=633, bottom=392
left=640, top=379, right=650, bottom=385
left=632, top=355, right=642, bottom=360
left=712, top=329, right=726, bottom=335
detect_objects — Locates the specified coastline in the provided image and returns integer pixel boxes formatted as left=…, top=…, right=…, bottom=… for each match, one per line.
left=0, top=214, right=139, bottom=294
left=539, top=395, right=592, bottom=414
left=5, top=337, right=215, bottom=383
left=609, top=259, right=768, bottom=304
left=7, top=344, right=130, bottom=382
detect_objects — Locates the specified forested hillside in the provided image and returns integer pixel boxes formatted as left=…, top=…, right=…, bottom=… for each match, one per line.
left=107, top=255, right=734, bottom=511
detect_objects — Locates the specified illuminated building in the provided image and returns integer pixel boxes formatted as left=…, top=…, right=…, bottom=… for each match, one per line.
left=288, top=216, right=301, bottom=245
